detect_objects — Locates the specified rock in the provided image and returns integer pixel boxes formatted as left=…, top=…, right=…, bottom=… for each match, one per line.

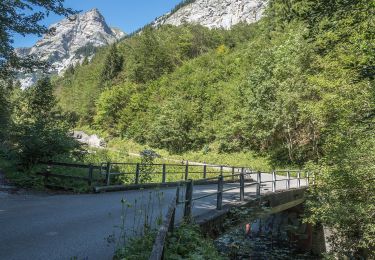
left=153, top=0, right=267, bottom=29
left=16, top=9, right=125, bottom=88
left=73, top=131, right=106, bottom=148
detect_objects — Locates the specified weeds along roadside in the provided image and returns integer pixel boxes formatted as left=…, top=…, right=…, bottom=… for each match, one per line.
left=112, top=188, right=225, bottom=260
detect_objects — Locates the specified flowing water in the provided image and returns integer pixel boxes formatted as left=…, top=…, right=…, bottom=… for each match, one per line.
left=215, top=205, right=319, bottom=259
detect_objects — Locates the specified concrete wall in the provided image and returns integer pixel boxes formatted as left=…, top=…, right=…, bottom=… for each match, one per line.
left=197, top=188, right=307, bottom=237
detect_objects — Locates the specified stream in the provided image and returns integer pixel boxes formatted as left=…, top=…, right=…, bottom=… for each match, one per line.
left=215, top=205, right=320, bottom=259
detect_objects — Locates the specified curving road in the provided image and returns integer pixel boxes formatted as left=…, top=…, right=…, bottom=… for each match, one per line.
left=0, top=173, right=307, bottom=260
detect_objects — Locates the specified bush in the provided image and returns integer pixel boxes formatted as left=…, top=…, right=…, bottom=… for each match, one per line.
left=11, top=77, right=80, bottom=168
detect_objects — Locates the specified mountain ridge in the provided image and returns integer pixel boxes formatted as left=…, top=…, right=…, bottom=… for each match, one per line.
left=153, top=0, right=267, bottom=29
left=16, top=8, right=125, bottom=88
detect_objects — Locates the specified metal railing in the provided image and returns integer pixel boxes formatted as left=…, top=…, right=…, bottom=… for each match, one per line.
left=37, top=161, right=104, bottom=187
left=149, top=190, right=178, bottom=260
left=100, top=161, right=252, bottom=186
left=148, top=169, right=314, bottom=260
left=177, top=169, right=313, bottom=220
left=36, top=161, right=313, bottom=194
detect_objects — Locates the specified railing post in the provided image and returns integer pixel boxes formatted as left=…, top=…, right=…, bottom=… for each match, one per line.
left=272, top=171, right=276, bottom=192
left=203, top=163, right=207, bottom=179
left=184, top=180, right=193, bottom=221
left=220, top=165, right=223, bottom=177
left=306, top=171, right=310, bottom=187
left=257, top=171, right=261, bottom=196
left=297, top=171, right=301, bottom=188
left=44, top=164, right=51, bottom=186
left=240, top=168, right=245, bottom=201
left=135, top=163, right=140, bottom=184
left=162, top=164, right=166, bottom=183
left=100, top=163, right=104, bottom=175
left=176, top=184, right=180, bottom=204
left=287, top=171, right=291, bottom=190
left=312, top=172, right=316, bottom=185
left=185, top=161, right=189, bottom=180
left=169, top=188, right=179, bottom=233
left=105, top=162, right=111, bottom=186
left=88, top=164, right=93, bottom=186
left=217, top=176, right=224, bottom=210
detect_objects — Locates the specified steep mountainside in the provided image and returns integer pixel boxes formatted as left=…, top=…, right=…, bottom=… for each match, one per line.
left=153, top=0, right=267, bottom=29
left=16, top=9, right=125, bottom=88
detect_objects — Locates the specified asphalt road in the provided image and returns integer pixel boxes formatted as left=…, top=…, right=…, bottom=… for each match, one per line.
left=0, top=173, right=307, bottom=260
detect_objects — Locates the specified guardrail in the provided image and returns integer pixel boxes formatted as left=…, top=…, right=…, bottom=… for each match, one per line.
left=178, top=169, right=312, bottom=220
left=100, top=161, right=251, bottom=186
left=148, top=169, right=313, bottom=260
left=149, top=190, right=178, bottom=260
left=36, top=161, right=311, bottom=193
left=35, top=161, right=313, bottom=259
left=36, top=161, right=106, bottom=188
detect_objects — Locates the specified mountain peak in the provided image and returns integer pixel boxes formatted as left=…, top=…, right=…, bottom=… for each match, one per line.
left=80, top=8, right=106, bottom=21
left=87, top=8, right=101, bottom=14
left=154, top=0, right=267, bottom=29
left=16, top=8, right=125, bottom=88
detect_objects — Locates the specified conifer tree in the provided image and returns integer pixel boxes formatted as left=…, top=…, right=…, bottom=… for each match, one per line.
left=12, top=77, right=78, bottom=167
left=100, top=44, right=123, bottom=83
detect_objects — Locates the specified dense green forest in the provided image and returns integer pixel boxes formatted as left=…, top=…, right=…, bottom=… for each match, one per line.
left=53, top=0, right=374, bottom=257
left=56, top=1, right=373, bottom=162
left=1, top=0, right=374, bottom=258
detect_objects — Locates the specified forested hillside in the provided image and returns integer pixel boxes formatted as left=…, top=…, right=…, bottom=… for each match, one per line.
left=54, top=0, right=374, bottom=257
left=55, top=0, right=373, bottom=163
left=1, top=0, right=372, bottom=257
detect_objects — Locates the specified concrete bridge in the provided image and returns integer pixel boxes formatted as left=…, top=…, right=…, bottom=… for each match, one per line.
left=0, top=168, right=310, bottom=260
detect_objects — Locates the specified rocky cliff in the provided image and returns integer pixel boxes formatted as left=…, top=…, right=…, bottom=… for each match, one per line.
left=16, top=9, right=125, bottom=88
left=154, top=0, right=267, bottom=29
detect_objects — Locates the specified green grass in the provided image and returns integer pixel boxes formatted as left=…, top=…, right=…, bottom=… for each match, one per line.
left=114, top=229, right=157, bottom=260
left=106, top=138, right=273, bottom=170
left=0, top=156, right=45, bottom=190
left=164, top=223, right=226, bottom=259
left=0, top=157, right=12, bottom=172
left=0, top=153, right=107, bottom=192
left=1, top=132, right=300, bottom=191
left=114, top=223, right=226, bottom=260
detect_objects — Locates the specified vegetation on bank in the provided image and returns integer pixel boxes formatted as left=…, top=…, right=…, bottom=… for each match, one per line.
left=115, top=223, right=224, bottom=260
left=106, top=138, right=273, bottom=170
left=112, top=189, right=223, bottom=260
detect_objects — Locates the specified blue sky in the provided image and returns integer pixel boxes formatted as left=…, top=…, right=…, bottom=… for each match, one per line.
left=12, top=0, right=182, bottom=48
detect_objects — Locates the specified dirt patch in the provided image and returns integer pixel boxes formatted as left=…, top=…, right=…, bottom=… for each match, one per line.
left=0, top=169, right=9, bottom=185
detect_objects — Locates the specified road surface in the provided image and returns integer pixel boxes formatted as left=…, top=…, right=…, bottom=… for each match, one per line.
left=0, top=173, right=307, bottom=260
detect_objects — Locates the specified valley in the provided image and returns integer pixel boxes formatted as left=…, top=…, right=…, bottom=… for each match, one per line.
left=0, top=0, right=374, bottom=259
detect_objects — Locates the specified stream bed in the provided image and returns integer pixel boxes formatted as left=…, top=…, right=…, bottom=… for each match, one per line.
left=215, top=205, right=319, bottom=259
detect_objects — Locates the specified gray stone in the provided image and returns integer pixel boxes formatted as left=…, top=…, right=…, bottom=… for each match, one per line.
left=72, top=130, right=106, bottom=148
left=16, top=9, right=125, bottom=88
left=153, top=0, right=267, bottom=29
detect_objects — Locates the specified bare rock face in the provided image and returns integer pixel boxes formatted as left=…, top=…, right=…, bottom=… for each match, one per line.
left=154, top=0, right=267, bottom=29
left=16, top=9, right=125, bottom=88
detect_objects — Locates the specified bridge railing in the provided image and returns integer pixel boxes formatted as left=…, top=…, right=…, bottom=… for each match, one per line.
left=36, top=160, right=252, bottom=190
left=177, top=169, right=313, bottom=220
left=37, top=161, right=105, bottom=189
left=148, top=169, right=313, bottom=260
left=100, top=161, right=252, bottom=186
left=149, top=190, right=178, bottom=260
left=36, top=161, right=313, bottom=193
